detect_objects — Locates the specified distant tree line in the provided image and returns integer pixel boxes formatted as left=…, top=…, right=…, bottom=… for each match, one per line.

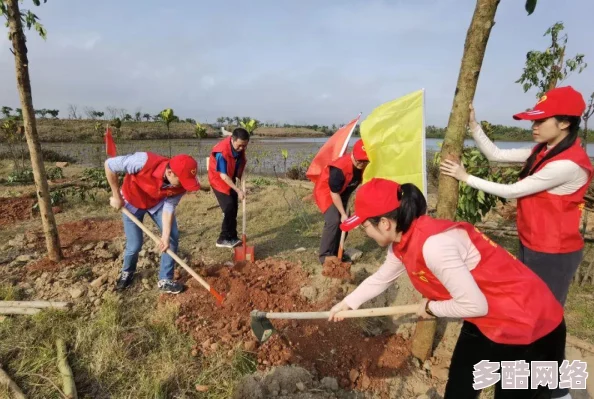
left=7, top=104, right=583, bottom=141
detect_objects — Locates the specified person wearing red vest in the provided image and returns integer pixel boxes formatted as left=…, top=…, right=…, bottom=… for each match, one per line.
left=441, top=87, right=591, bottom=310
left=314, top=139, right=369, bottom=264
left=208, top=128, right=249, bottom=248
left=328, top=178, right=565, bottom=398
left=441, top=88, right=589, bottom=399
left=105, top=152, right=200, bottom=294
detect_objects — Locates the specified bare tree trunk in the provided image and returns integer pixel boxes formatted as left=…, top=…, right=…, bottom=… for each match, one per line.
left=6, top=0, right=62, bottom=261
left=412, top=0, right=500, bottom=362
left=582, top=117, right=588, bottom=151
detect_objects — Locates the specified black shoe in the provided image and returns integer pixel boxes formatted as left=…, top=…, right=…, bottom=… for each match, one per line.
left=116, top=271, right=134, bottom=291
left=158, top=279, right=184, bottom=294
left=341, top=254, right=352, bottom=263
left=216, top=238, right=234, bottom=248
left=230, top=238, right=242, bottom=248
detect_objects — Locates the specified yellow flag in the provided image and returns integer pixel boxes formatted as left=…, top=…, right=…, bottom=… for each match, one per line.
left=361, top=89, right=426, bottom=196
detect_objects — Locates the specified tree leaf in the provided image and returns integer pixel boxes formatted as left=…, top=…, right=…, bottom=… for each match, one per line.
left=525, top=0, right=537, bottom=15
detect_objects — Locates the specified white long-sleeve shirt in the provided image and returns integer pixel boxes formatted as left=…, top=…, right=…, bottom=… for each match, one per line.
left=343, top=228, right=488, bottom=319
left=465, top=125, right=589, bottom=199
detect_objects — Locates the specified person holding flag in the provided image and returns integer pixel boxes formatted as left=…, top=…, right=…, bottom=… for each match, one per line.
left=208, top=127, right=250, bottom=248
left=312, top=138, right=369, bottom=264
left=328, top=178, right=566, bottom=398
left=104, top=151, right=200, bottom=293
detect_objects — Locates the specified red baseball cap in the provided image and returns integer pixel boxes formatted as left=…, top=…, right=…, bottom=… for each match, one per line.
left=513, top=86, right=586, bottom=121
left=352, top=139, right=369, bottom=162
left=340, top=178, right=401, bottom=232
left=169, top=154, right=200, bottom=192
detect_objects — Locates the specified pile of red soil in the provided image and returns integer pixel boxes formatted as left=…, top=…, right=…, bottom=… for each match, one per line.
left=0, top=196, right=34, bottom=226
left=259, top=327, right=410, bottom=391
left=171, top=258, right=410, bottom=393
left=322, top=256, right=353, bottom=281
left=53, top=218, right=123, bottom=247
left=173, top=259, right=316, bottom=348
left=26, top=218, right=123, bottom=272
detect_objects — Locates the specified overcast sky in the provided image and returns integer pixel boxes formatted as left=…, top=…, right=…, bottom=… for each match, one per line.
left=0, top=0, right=593, bottom=127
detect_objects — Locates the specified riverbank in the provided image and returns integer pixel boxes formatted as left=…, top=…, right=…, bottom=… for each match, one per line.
left=26, top=119, right=326, bottom=143
left=5, top=118, right=590, bottom=143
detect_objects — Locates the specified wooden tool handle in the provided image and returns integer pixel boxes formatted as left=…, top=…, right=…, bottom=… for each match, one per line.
left=121, top=208, right=212, bottom=292
left=0, top=301, right=69, bottom=309
left=242, top=176, right=246, bottom=237
left=337, top=230, right=346, bottom=259
left=264, top=304, right=419, bottom=320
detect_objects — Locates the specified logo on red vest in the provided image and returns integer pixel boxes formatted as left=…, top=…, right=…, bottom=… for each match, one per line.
left=412, top=271, right=429, bottom=283
left=191, top=168, right=197, bottom=176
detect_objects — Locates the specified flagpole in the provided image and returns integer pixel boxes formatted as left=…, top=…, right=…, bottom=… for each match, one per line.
left=420, top=89, right=427, bottom=197
left=338, top=112, right=362, bottom=158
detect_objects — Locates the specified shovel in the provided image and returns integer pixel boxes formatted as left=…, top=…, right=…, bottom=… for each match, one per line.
left=337, top=230, right=347, bottom=261
left=250, top=304, right=419, bottom=343
left=234, top=177, right=255, bottom=262
left=121, top=208, right=226, bottom=306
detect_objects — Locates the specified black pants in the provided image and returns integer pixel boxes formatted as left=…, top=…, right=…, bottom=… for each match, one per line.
left=444, top=320, right=566, bottom=399
left=519, top=242, right=582, bottom=398
left=213, top=188, right=239, bottom=241
left=518, top=242, right=582, bottom=307
left=319, top=197, right=349, bottom=264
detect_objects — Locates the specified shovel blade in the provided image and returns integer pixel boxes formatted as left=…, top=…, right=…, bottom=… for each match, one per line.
left=245, top=245, right=255, bottom=262
left=233, top=245, right=246, bottom=262
left=234, top=244, right=255, bottom=262
left=250, top=310, right=275, bottom=343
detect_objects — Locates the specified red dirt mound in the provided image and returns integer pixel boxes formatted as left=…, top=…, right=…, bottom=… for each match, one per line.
left=173, top=259, right=316, bottom=347
left=26, top=218, right=123, bottom=272
left=0, top=196, right=34, bottom=226
left=322, top=256, right=352, bottom=281
left=54, top=218, right=123, bottom=247
left=259, top=326, right=410, bottom=391
left=171, top=258, right=410, bottom=393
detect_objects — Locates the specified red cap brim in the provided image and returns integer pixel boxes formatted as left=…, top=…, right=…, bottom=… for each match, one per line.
left=513, top=109, right=550, bottom=121
left=179, top=176, right=200, bottom=192
left=340, top=214, right=364, bottom=232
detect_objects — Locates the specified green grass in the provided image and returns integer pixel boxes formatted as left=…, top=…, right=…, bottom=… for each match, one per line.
left=0, top=284, right=25, bottom=300
left=0, top=295, right=256, bottom=398
left=565, top=284, right=594, bottom=342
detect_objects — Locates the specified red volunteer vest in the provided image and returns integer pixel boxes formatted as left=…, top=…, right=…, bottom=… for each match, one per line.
left=121, top=152, right=186, bottom=210
left=517, top=140, right=593, bottom=253
left=208, top=137, right=247, bottom=195
left=313, top=154, right=355, bottom=213
left=393, top=215, right=563, bottom=345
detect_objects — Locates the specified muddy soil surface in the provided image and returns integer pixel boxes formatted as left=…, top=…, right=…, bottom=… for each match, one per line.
left=171, top=258, right=410, bottom=395
left=322, top=256, right=353, bottom=281
left=0, top=196, right=34, bottom=226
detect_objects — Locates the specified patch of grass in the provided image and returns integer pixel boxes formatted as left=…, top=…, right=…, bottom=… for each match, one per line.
left=0, top=295, right=254, bottom=398
left=194, top=348, right=257, bottom=398
left=565, top=284, right=594, bottom=343
left=73, top=267, right=93, bottom=281
left=250, top=176, right=272, bottom=187
left=0, top=284, right=25, bottom=300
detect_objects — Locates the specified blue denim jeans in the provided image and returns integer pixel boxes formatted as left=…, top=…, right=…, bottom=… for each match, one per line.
left=121, top=206, right=179, bottom=280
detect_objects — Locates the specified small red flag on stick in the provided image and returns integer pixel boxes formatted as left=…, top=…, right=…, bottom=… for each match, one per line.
left=105, top=125, right=117, bottom=157
left=305, top=114, right=360, bottom=184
